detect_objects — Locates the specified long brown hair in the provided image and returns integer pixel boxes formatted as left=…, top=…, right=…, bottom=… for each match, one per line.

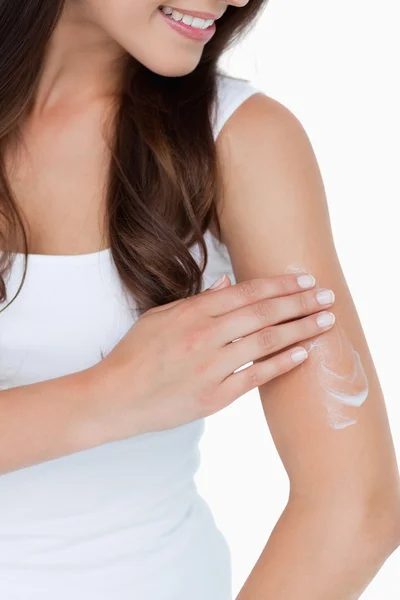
left=0, top=0, right=267, bottom=316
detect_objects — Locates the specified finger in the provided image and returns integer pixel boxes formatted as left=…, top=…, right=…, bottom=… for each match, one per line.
left=196, top=273, right=316, bottom=318
left=203, top=274, right=232, bottom=293
left=218, top=345, right=309, bottom=405
left=215, top=287, right=335, bottom=345
left=220, top=310, right=335, bottom=378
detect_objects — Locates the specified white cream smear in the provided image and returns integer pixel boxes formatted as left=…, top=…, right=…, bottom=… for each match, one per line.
left=284, top=264, right=369, bottom=430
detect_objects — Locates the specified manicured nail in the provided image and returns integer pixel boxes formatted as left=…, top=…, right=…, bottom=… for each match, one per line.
left=291, top=347, right=308, bottom=363
left=297, top=274, right=316, bottom=289
left=316, top=289, right=335, bottom=305
left=317, top=312, right=335, bottom=327
left=209, top=274, right=226, bottom=289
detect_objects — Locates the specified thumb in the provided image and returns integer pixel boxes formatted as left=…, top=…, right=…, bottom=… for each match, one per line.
left=147, top=273, right=231, bottom=315
left=204, top=273, right=231, bottom=292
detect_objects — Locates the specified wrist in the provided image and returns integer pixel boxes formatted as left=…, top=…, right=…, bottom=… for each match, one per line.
left=72, top=363, right=120, bottom=447
left=80, top=361, right=143, bottom=445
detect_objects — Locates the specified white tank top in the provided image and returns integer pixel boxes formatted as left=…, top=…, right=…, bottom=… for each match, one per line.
left=0, top=74, right=263, bottom=600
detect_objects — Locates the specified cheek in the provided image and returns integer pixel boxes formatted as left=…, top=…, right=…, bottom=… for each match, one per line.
left=87, top=0, right=152, bottom=36
left=284, top=264, right=369, bottom=431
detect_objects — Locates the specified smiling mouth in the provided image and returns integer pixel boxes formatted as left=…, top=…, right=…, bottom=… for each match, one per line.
left=157, top=6, right=216, bottom=27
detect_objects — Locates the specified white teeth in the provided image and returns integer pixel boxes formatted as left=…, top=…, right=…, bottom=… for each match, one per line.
left=172, top=9, right=184, bottom=20
left=160, top=6, right=214, bottom=29
left=182, top=14, right=194, bottom=25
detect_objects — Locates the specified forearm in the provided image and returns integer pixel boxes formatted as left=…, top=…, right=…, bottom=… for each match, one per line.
left=0, top=366, right=116, bottom=475
left=235, top=498, right=399, bottom=600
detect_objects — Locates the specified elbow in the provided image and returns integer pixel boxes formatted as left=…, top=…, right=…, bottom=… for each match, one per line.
left=291, top=483, right=400, bottom=563
left=328, top=496, right=400, bottom=585
left=359, top=486, right=400, bottom=560
left=389, top=513, right=400, bottom=554
left=379, top=499, right=400, bottom=555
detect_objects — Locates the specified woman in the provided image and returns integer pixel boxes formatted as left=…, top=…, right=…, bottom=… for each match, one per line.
left=0, top=1, right=399, bottom=599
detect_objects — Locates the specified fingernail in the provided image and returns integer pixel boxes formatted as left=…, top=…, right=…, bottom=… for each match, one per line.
left=291, top=347, right=308, bottom=363
left=317, top=312, right=335, bottom=327
left=297, top=274, right=316, bottom=289
left=209, top=274, right=226, bottom=289
left=316, top=289, right=335, bottom=305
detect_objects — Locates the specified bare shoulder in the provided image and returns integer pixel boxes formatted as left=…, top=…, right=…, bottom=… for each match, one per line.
left=216, top=90, right=300, bottom=145
left=213, top=91, right=319, bottom=247
left=214, top=91, right=307, bottom=162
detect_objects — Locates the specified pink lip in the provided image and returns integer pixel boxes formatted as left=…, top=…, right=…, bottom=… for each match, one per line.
left=158, top=6, right=222, bottom=20
left=159, top=8, right=217, bottom=42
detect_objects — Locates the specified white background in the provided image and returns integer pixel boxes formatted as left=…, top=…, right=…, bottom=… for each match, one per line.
left=195, top=0, right=400, bottom=598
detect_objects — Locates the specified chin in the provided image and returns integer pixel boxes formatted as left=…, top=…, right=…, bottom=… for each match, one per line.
left=140, top=54, right=201, bottom=78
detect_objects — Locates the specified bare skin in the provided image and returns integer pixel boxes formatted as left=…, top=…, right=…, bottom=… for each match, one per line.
left=4, top=0, right=249, bottom=255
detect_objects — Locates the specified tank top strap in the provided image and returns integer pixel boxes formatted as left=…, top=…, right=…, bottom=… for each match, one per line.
left=211, top=73, right=264, bottom=140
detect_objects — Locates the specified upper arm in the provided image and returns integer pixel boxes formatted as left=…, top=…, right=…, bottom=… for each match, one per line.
left=214, top=93, right=400, bottom=521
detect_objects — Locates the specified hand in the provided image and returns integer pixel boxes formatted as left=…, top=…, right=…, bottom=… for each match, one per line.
left=91, top=273, right=335, bottom=440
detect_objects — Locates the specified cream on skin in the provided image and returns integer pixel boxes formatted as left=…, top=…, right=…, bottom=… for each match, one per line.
left=284, top=265, right=369, bottom=430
